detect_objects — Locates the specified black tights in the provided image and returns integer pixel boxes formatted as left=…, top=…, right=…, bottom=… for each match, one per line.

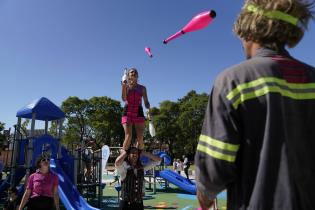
left=27, top=196, right=54, bottom=210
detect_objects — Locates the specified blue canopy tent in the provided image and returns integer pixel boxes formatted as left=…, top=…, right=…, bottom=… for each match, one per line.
left=16, top=97, right=65, bottom=120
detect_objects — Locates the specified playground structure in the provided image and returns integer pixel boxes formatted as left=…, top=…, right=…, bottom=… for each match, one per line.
left=0, top=97, right=219, bottom=209
left=0, top=97, right=102, bottom=209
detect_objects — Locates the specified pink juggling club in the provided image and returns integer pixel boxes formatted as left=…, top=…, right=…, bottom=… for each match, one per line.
left=163, top=10, right=216, bottom=44
left=144, top=47, right=153, bottom=58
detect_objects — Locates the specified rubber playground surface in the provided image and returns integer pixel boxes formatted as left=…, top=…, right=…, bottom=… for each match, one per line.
left=102, top=184, right=227, bottom=210
left=98, top=173, right=227, bottom=210
left=0, top=173, right=227, bottom=210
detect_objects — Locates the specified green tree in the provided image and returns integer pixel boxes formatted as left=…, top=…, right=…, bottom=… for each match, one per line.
left=61, top=97, right=91, bottom=147
left=48, top=120, right=67, bottom=140
left=13, top=119, right=29, bottom=138
left=48, top=120, right=58, bottom=137
left=177, top=90, right=209, bottom=155
left=88, top=96, right=123, bottom=148
left=153, top=101, right=181, bottom=157
left=148, top=90, right=208, bottom=159
left=60, top=96, right=124, bottom=150
left=58, top=89, right=208, bottom=157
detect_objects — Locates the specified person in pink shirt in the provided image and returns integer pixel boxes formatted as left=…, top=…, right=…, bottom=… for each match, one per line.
left=18, top=154, right=59, bottom=210
left=121, top=68, right=151, bottom=151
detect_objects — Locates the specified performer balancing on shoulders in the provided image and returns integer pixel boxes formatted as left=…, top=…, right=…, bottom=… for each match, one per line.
left=121, top=68, right=151, bottom=151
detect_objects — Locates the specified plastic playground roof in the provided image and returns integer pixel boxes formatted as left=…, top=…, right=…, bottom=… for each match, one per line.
left=16, top=97, right=65, bottom=121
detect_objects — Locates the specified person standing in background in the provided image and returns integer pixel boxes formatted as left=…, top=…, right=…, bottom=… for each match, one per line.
left=176, top=159, right=183, bottom=175
left=172, top=159, right=178, bottom=173
left=182, top=155, right=190, bottom=179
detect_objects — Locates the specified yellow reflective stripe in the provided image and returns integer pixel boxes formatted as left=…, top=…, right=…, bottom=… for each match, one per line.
left=199, top=134, right=239, bottom=152
left=227, top=77, right=315, bottom=100
left=226, top=77, right=315, bottom=109
left=197, top=144, right=236, bottom=162
left=227, top=77, right=272, bottom=100
left=232, top=85, right=315, bottom=109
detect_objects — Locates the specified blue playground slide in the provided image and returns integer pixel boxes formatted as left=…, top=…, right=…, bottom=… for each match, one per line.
left=158, top=151, right=171, bottom=165
left=141, top=151, right=172, bottom=166
left=158, top=168, right=196, bottom=194
left=50, top=159, right=99, bottom=210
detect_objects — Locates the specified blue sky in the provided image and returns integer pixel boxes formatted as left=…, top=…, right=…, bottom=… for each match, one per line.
left=1, top=0, right=314, bottom=130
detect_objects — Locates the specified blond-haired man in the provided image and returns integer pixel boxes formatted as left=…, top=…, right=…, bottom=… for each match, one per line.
left=195, top=1, right=315, bottom=209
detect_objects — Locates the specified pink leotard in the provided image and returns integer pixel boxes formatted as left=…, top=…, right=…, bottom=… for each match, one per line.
left=121, top=84, right=145, bottom=124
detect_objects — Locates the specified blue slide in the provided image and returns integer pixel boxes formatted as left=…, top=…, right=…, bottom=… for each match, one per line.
left=50, top=159, right=99, bottom=210
left=158, top=169, right=196, bottom=194
left=158, top=151, right=171, bottom=165
left=141, top=151, right=172, bottom=166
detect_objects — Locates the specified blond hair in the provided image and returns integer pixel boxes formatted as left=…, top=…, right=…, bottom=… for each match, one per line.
left=234, top=0, right=314, bottom=50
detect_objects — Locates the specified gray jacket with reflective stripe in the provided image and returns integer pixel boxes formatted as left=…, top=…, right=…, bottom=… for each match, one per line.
left=195, top=48, right=315, bottom=210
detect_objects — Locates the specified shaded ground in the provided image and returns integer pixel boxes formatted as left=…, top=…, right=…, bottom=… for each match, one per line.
left=100, top=183, right=227, bottom=210
left=0, top=172, right=227, bottom=210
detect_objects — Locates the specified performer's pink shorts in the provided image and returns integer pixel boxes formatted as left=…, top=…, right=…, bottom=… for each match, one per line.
left=121, top=116, right=145, bottom=124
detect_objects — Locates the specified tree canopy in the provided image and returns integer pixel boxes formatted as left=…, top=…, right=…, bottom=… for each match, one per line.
left=60, top=96, right=124, bottom=150
left=150, top=90, right=209, bottom=159
left=1, top=90, right=209, bottom=160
